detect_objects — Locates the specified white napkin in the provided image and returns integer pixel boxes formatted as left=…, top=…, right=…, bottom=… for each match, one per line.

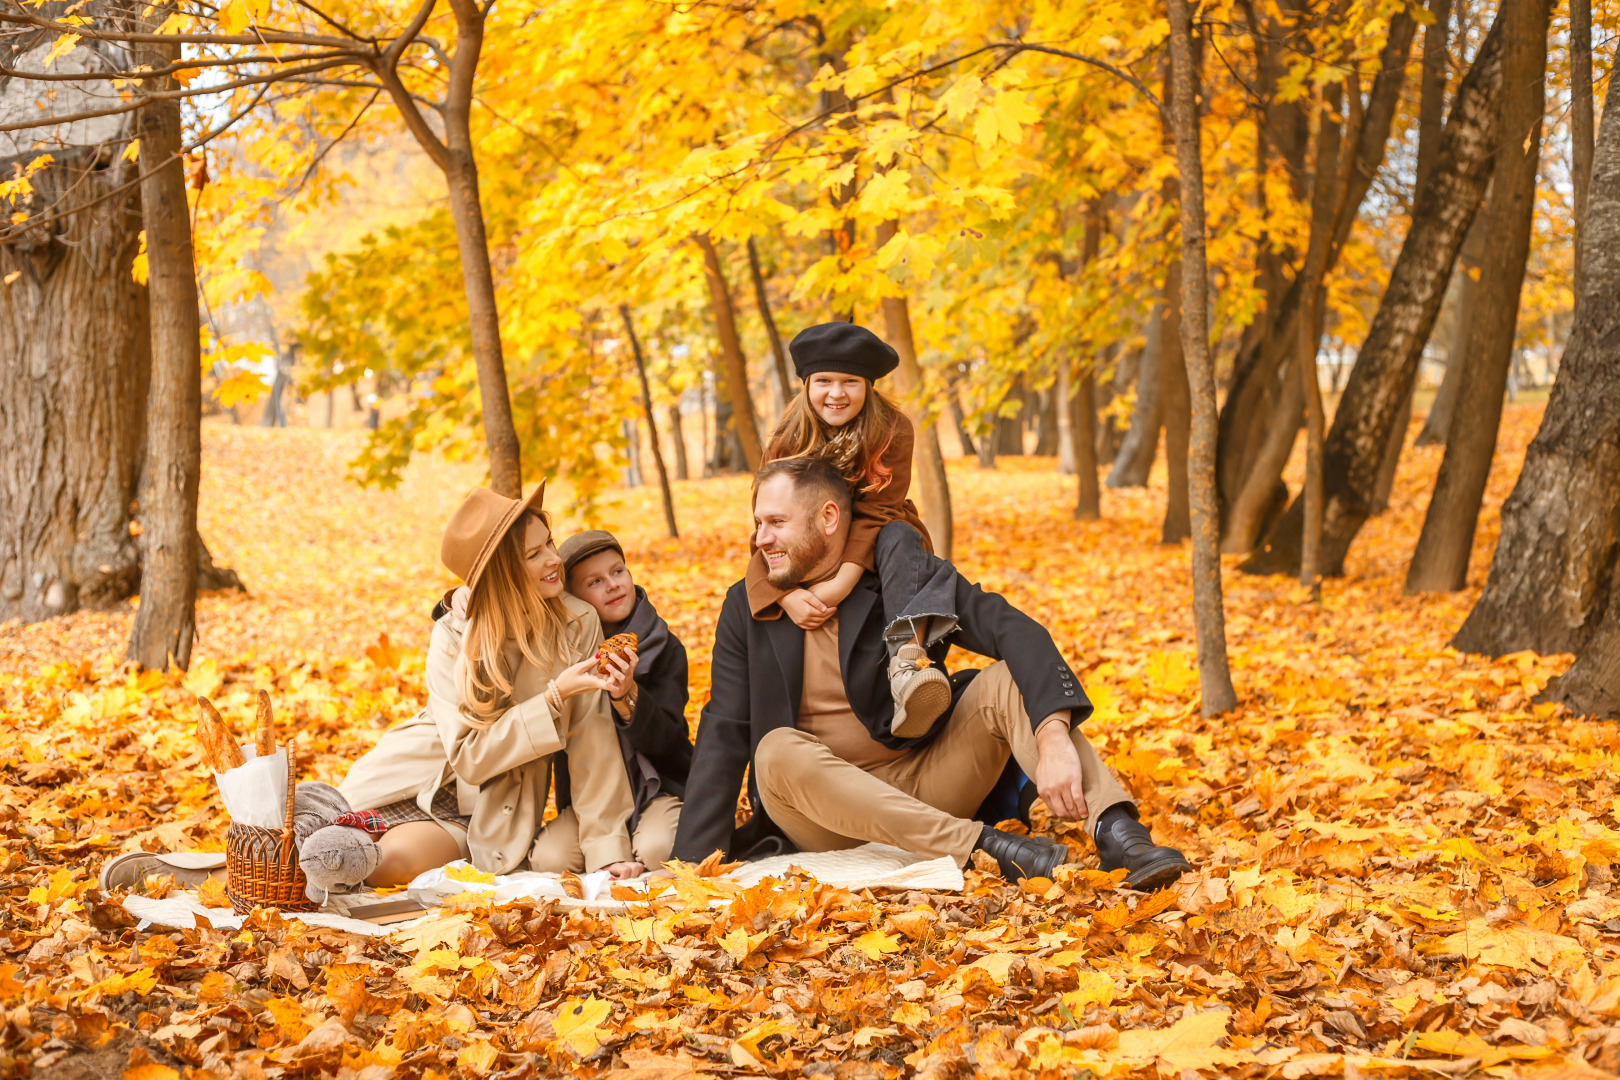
left=407, top=861, right=621, bottom=907
left=214, top=745, right=291, bottom=830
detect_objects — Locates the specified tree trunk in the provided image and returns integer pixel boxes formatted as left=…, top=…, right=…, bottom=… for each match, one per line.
left=995, top=378, right=1024, bottom=456
left=1241, top=11, right=1507, bottom=578
left=443, top=155, right=521, bottom=497
left=666, top=403, right=690, bottom=481
left=1216, top=11, right=1416, bottom=523
left=1405, top=0, right=1550, bottom=594
left=1167, top=0, right=1238, bottom=716
left=746, top=238, right=794, bottom=419
left=0, top=151, right=148, bottom=623
left=1095, top=344, right=1133, bottom=465
left=1056, top=360, right=1076, bottom=475
left=1481, top=75, right=1620, bottom=694
left=1416, top=215, right=1488, bottom=446
left=1160, top=259, right=1191, bottom=544
left=1415, top=0, right=1454, bottom=198
left=1224, top=360, right=1302, bottom=553
left=127, top=33, right=201, bottom=671
left=621, top=305, right=678, bottom=539
left=1107, top=310, right=1164, bottom=486
left=1073, top=364, right=1102, bottom=519
left=1572, top=0, right=1594, bottom=300
left=876, top=249, right=954, bottom=560
left=947, top=392, right=978, bottom=459
left=695, top=234, right=763, bottom=471
left=1034, top=390, right=1059, bottom=455
left=1369, top=388, right=1412, bottom=513
left=708, top=393, right=746, bottom=475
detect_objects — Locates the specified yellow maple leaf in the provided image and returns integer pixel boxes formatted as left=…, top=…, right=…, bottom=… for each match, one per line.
left=123, top=1065, right=178, bottom=1080
left=444, top=863, right=496, bottom=885
left=852, top=930, right=902, bottom=961
left=456, top=1039, right=500, bottom=1073
left=552, top=995, right=611, bottom=1056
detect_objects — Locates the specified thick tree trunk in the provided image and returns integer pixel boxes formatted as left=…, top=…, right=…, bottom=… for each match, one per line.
left=127, top=35, right=201, bottom=671
left=0, top=151, right=148, bottom=623
left=695, top=234, right=763, bottom=471
left=1074, top=364, right=1101, bottom=520
left=1161, top=260, right=1191, bottom=544
left=1107, top=308, right=1164, bottom=487
left=667, top=403, right=690, bottom=481
left=1406, top=0, right=1550, bottom=594
left=1241, top=12, right=1506, bottom=577
left=1167, top=0, right=1238, bottom=715
left=746, top=238, right=794, bottom=419
left=1034, top=390, right=1059, bottom=455
left=1452, top=74, right=1620, bottom=658
left=620, top=305, right=678, bottom=539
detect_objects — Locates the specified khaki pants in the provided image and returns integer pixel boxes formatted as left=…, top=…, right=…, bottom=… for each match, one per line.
left=754, top=662, right=1133, bottom=866
left=529, top=794, right=682, bottom=872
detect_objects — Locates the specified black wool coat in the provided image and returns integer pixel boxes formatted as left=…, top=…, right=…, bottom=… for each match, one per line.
left=669, top=567, right=1092, bottom=863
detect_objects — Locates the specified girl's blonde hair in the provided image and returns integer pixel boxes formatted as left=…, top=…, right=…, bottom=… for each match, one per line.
left=456, top=510, right=576, bottom=727
left=765, top=377, right=901, bottom=494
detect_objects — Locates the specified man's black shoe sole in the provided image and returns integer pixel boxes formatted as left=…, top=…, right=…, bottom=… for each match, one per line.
left=1123, top=855, right=1191, bottom=892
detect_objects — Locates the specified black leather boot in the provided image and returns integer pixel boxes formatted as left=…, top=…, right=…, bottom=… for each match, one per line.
left=1093, top=805, right=1191, bottom=890
left=974, top=826, right=1068, bottom=882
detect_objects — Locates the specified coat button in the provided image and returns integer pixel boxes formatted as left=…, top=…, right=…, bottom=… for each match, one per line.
left=503, top=805, right=513, bottom=814
left=1064, top=690, right=1076, bottom=697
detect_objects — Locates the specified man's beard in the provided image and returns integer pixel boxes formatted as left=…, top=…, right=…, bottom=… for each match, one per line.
left=764, top=531, right=830, bottom=590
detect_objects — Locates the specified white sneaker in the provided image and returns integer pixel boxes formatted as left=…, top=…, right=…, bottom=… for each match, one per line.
left=889, top=643, right=952, bottom=738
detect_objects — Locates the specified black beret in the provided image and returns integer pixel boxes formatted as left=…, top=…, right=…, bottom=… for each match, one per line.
left=788, top=322, right=899, bottom=382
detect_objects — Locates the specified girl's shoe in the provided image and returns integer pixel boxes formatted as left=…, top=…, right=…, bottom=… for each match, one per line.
left=889, top=643, right=953, bottom=738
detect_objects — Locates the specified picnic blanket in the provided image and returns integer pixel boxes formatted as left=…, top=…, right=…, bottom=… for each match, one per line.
left=119, top=842, right=963, bottom=938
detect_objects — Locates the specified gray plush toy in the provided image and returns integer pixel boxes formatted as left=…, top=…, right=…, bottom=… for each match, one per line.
left=299, top=825, right=382, bottom=903
left=289, top=782, right=383, bottom=903
left=291, top=782, right=349, bottom=843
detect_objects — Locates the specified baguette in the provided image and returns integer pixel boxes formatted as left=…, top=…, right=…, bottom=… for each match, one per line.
left=197, top=697, right=246, bottom=771
left=255, top=691, right=275, bottom=758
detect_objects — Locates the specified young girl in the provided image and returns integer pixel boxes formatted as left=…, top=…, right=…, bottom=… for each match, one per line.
left=302, top=484, right=643, bottom=896
left=745, top=321, right=960, bottom=738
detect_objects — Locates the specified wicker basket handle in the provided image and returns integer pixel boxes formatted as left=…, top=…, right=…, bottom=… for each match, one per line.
left=281, top=748, right=297, bottom=838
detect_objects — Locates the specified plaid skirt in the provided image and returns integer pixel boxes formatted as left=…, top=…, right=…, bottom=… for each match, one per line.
left=371, top=784, right=472, bottom=829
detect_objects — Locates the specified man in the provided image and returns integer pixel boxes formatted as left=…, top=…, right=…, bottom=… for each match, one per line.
left=671, top=456, right=1191, bottom=887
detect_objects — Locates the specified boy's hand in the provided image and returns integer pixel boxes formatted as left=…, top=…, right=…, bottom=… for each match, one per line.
left=780, top=588, right=834, bottom=630
left=601, top=649, right=637, bottom=699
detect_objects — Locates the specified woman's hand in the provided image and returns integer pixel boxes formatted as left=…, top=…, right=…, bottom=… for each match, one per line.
left=780, top=588, right=834, bottom=630
left=552, top=656, right=619, bottom=701
left=604, top=860, right=645, bottom=879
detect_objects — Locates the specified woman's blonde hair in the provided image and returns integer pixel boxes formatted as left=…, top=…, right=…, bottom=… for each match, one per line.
left=456, top=510, right=576, bottom=727
left=765, top=378, right=901, bottom=494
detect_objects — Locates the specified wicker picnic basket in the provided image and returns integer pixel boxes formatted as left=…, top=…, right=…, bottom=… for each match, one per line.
left=225, top=751, right=317, bottom=915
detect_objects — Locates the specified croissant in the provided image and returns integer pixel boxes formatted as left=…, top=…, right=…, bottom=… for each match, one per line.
left=595, top=632, right=638, bottom=675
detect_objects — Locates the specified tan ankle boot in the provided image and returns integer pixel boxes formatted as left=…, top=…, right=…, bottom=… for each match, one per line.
left=889, top=643, right=952, bottom=738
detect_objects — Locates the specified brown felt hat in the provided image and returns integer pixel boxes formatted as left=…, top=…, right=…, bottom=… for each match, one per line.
left=558, top=529, right=624, bottom=581
left=441, top=481, right=547, bottom=591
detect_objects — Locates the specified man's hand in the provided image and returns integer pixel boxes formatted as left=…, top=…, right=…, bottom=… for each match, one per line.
left=1033, top=718, right=1088, bottom=821
left=780, top=588, right=834, bottom=630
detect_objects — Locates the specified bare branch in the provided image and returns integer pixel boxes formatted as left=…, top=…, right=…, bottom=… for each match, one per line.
left=0, top=48, right=352, bottom=82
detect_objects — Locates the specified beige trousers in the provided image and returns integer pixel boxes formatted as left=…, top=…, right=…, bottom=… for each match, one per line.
left=754, top=661, right=1134, bottom=866
left=528, top=794, right=683, bottom=873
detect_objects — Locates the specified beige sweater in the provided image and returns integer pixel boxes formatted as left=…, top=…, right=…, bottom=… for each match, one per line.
left=338, top=593, right=635, bottom=873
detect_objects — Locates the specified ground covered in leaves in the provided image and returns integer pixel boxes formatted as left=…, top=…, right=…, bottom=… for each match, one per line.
left=3, top=404, right=1619, bottom=1080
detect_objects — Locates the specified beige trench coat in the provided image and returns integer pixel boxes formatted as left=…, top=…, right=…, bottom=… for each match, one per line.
left=337, top=593, right=635, bottom=873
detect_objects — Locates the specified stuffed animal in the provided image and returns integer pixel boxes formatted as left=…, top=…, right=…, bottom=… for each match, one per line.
left=298, top=824, right=381, bottom=903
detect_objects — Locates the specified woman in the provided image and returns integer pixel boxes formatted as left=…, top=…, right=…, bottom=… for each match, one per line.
left=306, top=482, right=643, bottom=895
